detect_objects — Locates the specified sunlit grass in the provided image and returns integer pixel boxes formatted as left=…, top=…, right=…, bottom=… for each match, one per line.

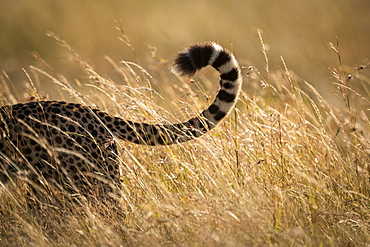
left=0, top=34, right=369, bottom=246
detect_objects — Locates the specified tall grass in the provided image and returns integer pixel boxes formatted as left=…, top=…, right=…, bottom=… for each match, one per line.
left=0, top=35, right=369, bottom=246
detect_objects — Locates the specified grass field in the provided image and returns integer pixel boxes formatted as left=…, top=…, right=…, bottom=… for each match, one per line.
left=1, top=1, right=369, bottom=246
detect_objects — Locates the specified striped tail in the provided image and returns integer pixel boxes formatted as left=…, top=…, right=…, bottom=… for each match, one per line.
left=113, top=42, right=242, bottom=145
left=173, top=42, right=242, bottom=128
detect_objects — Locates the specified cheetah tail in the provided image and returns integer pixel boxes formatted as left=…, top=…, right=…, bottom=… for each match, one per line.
left=167, top=42, right=243, bottom=143
left=118, top=42, right=242, bottom=145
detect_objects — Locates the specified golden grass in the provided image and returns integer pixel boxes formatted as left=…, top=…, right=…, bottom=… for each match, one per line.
left=0, top=34, right=369, bottom=246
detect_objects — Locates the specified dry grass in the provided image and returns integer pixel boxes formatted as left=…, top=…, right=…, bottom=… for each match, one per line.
left=1, top=33, right=369, bottom=247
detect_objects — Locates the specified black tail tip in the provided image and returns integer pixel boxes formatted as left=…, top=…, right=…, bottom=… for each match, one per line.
left=173, top=42, right=220, bottom=77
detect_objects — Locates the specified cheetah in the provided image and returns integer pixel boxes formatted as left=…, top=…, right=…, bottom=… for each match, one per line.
left=0, top=42, right=242, bottom=196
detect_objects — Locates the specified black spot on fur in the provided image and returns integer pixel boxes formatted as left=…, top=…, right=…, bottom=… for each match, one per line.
left=221, top=81, right=234, bottom=89
left=209, top=104, right=219, bottom=114
left=188, top=118, right=196, bottom=126
left=217, top=90, right=236, bottom=102
left=220, top=68, right=239, bottom=81
left=150, top=126, right=158, bottom=135
left=68, top=125, right=76, bottom=132
left=51, top=107, right=61, bottom=114
left=74, top=112, right=81, bottom=118
left=55, top=136, right=62, bottom=144
left=66, top=104, right=75, bottom=109
left=212, top=51, right=231, bottom=69
left=91, top=130, right=98, bottom=137
left=87, top=124, right=94, bottom=131
left=214, top=111, right=226, bottom=121
left=105, top=115, right=112, bottom=122
left=157, top=136, right=165, bottom=145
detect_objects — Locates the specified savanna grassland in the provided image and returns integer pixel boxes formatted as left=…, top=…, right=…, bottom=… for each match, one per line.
left=0, top=1, right=369, bottom=246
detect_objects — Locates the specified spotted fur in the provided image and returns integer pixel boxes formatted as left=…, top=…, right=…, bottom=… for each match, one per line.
left=0, top=42, right=242, bottom=194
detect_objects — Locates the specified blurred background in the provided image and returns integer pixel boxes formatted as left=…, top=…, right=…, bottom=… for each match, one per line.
left=1, top=0, right=369, bottom=103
